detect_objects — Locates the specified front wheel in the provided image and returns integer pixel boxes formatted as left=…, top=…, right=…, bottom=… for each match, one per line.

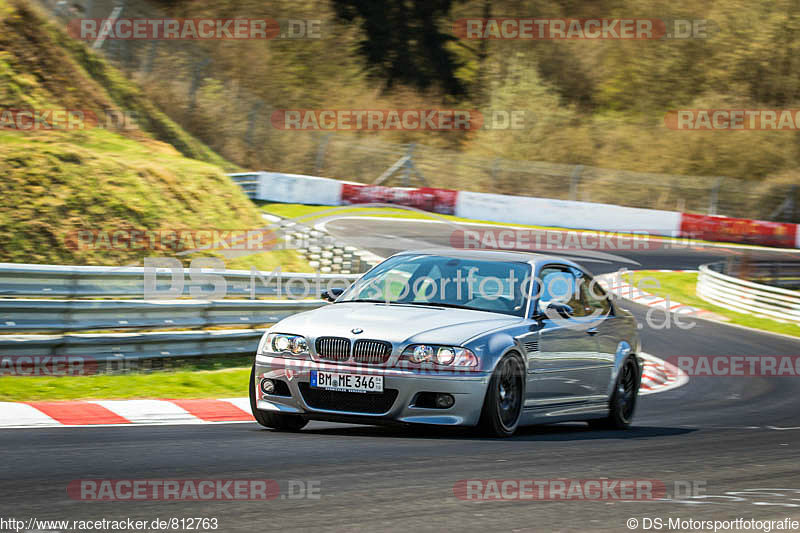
left=249, top=365, right=307, bottom=431
left=478, top=354, right=524, bottom=437
left=589, top=357, right=639, bottom=430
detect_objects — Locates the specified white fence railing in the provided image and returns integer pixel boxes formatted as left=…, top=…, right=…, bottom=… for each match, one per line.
left=697, top=262, right=800, bottom=322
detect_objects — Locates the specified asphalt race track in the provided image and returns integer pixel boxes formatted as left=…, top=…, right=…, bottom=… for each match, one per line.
left=2, top=217, right=800, bottom=532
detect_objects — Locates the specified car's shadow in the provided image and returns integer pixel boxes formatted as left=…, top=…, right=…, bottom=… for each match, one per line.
left=265, top=422, right=695, bottom=441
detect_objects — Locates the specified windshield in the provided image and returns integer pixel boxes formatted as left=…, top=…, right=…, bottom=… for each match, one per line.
left=338, top=254, right=531, bottom=317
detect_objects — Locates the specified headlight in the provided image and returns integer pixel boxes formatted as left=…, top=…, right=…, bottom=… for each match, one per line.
left=261, top=333, right=310, bottom=358
left=411, top=345, right=434, bottom=363
left=401, top=344, right=478, bottom=368
left=435, top=347, right=455, bottom=365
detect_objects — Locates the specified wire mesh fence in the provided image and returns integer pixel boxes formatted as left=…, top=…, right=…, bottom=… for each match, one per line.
left=316, top=137, right=798, bottom=220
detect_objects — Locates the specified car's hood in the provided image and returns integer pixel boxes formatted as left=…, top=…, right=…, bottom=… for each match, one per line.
left=271, top=302, right=523, bottom=345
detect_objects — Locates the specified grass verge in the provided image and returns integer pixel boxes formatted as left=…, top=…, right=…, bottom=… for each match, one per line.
left=631, top=270, right=800, bottom=338
left=0, top=366, right=251, bottom=402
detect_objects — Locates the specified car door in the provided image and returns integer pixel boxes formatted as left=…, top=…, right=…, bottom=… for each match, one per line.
left=580, top=272, right=617, bottom=395
left=523, top=265, right=606, bottom=407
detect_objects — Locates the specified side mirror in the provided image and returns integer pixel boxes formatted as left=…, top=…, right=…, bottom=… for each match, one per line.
left=546, top=302, right=574, bottom=318
left=321, top=287, right=344, bottom=302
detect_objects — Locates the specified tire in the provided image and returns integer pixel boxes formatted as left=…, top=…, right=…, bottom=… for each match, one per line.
left=478, top=353, right=525, bottom=437
left=249, top=365, right=307, bottom=431
left=589, top=357, right=639, bottom=430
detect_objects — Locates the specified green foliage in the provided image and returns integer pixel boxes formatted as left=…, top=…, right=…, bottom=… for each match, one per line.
left=5, top=0, right=800, bottom=226
left=133, top=0, right=800, bottom=202
left=332, top=0, right=465, bottom=94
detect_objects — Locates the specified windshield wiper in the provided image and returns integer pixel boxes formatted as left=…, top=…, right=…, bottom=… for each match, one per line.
left=343, top=299, right=396, bottom=304
left=402, top=301, right=474, bottom=310
left=343, top=300, right=478, bottom=311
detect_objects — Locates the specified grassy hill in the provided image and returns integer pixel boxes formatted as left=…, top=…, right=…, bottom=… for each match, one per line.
left=0, top=0, right=308, bottom=271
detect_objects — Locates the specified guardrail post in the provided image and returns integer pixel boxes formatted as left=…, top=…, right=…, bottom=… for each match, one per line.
left=569, top=165, right=583, bottom=202
left=373, top=143, right=426, bottom=186
left=314, top=133, right=331, bottom=175
left=708, top=177, right=723, bottom=215
left=402, top=143, right=416, bottom=187
left=143, top=40, right=158, bottom=74
left=92, top=4, right=123, bottom=50
left=489, top=158, right=500, bottom=188
left=188, top=57, right=212, bottom=116
left=246, top=100, right=265, bottom=148
left=769, top=185, right=798, bottom=222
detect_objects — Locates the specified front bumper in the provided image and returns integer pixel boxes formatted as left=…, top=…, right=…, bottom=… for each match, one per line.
left=254, top=355, right=492, bottom=426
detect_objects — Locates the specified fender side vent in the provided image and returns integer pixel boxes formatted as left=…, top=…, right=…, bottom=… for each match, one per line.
left=524, top=340, right=539, bottom=353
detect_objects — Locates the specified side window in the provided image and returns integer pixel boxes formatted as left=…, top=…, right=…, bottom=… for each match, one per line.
left=581, top=273, right=612, bottom=315
left=538, top=266, right=588, bottom=317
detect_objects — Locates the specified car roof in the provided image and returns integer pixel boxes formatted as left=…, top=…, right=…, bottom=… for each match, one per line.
left=392, top=248, right=581, bottom=268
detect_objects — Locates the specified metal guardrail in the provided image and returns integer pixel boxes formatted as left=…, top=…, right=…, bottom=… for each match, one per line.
left=697, top=262, right=800, bottom=322
left=228, top=172, right=260, bottom=199
left=0, top=263, right=360, bottom=370
left=0, top=329, right=265, bottom=365
left=721, top=261, right=800, bottom=290
left=0, top=263, right=358, bottom=298
left=0, top=299, right=326, bottom=332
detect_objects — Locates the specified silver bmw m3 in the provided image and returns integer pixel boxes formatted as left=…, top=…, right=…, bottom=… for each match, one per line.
left=250, top=249, right=642, bottom=437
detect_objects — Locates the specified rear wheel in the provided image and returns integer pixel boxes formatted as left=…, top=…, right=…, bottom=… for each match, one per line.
left=479, top=354, right=524, bottom=437
left=589, top=357, right=639, bottom=430
left=249, top=365, right=307, bottom=431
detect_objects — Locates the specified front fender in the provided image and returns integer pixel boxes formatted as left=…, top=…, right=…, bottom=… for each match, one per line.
left=465, top=325, right=531, bottom=374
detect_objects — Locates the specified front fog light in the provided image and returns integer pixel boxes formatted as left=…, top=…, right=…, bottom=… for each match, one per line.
left=260, top=379, right=275, bottom=395
left=435, top=393, right=455, bottom=409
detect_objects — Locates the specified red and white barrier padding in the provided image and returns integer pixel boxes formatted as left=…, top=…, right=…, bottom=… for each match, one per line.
left=250, top=171, right=800, bottom=248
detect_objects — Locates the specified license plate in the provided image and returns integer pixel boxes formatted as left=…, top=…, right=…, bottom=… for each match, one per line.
left=310, top=370, right=383, bottom=393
